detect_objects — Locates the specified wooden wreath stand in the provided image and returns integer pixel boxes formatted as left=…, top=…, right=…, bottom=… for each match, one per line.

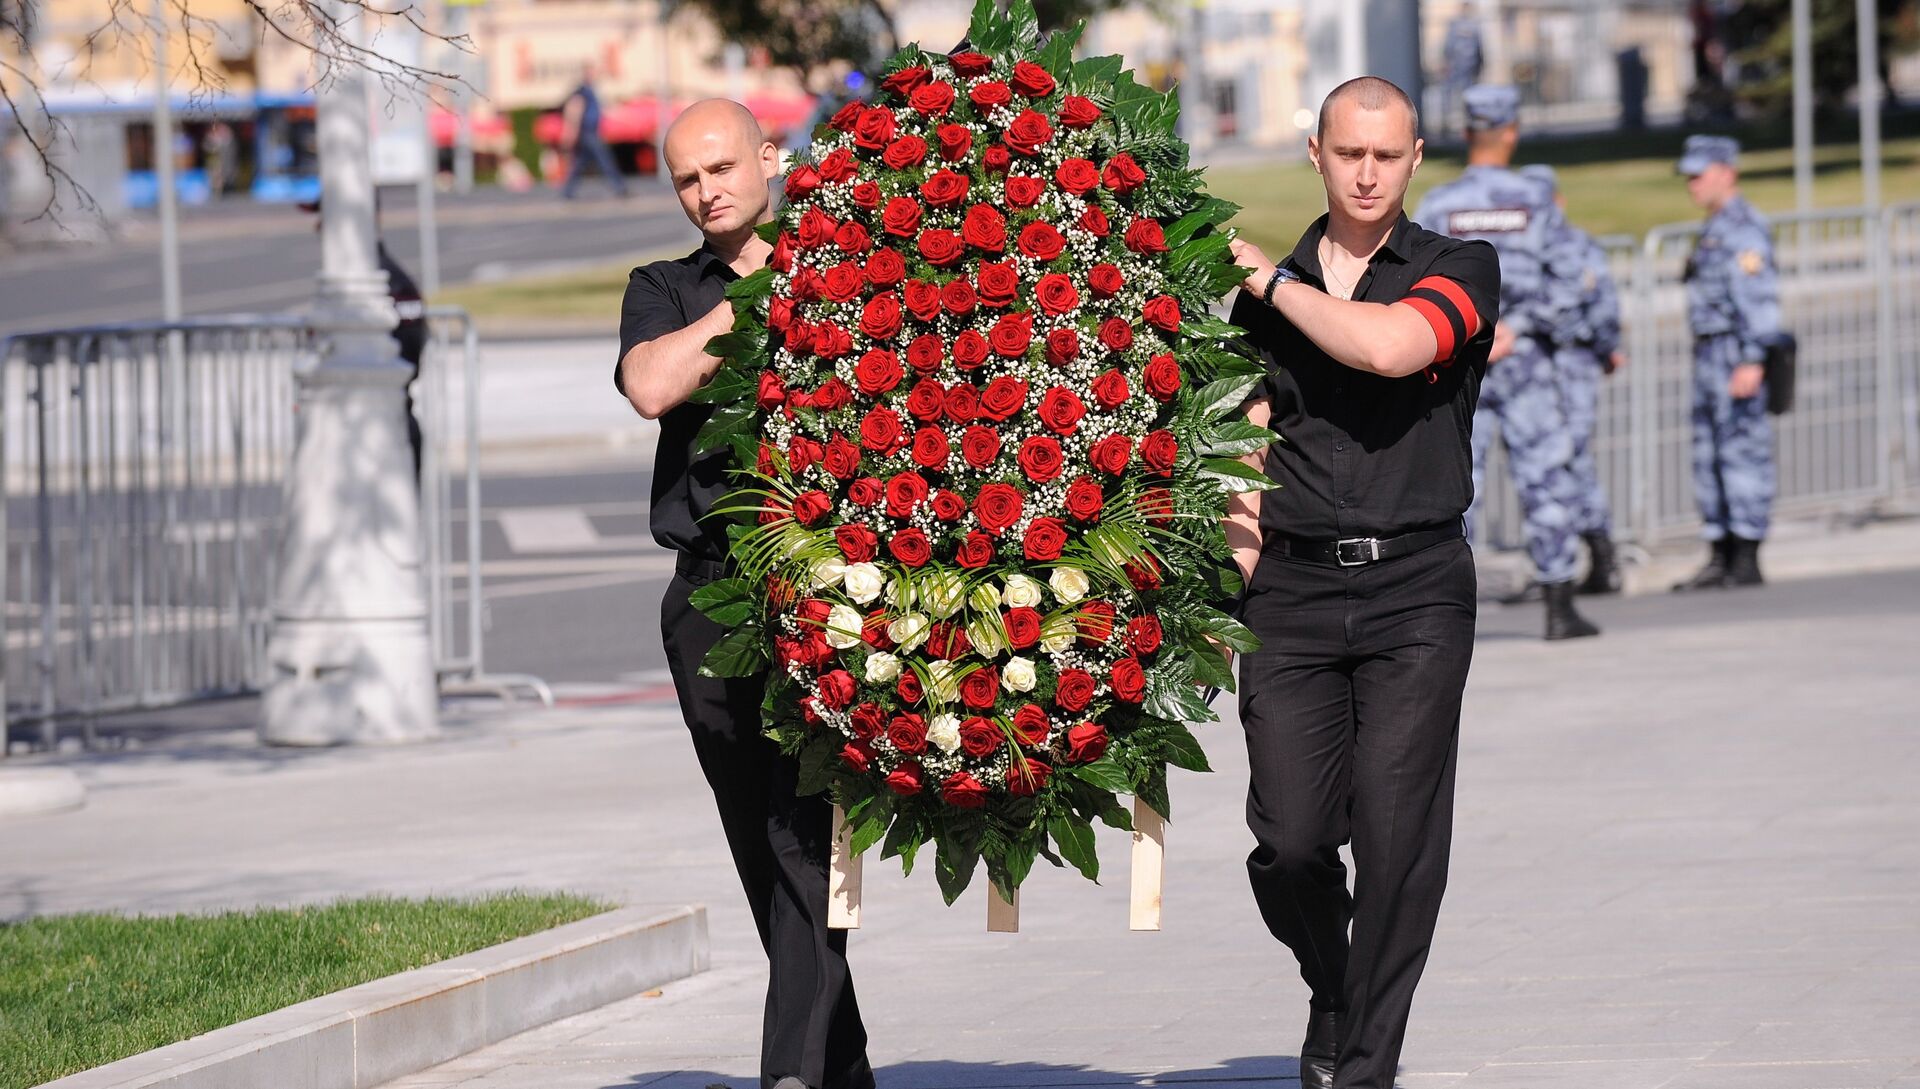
left=827, top=800, right=1167, bottom=932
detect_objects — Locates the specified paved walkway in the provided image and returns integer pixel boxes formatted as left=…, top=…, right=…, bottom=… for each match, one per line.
left=4, top=527, right=1919, bottom=1088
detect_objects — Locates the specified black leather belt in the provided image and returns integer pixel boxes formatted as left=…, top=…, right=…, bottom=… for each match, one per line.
left=674, top=553, right=730, bottom=585
left=1266, top=524, right=1462, bottom=567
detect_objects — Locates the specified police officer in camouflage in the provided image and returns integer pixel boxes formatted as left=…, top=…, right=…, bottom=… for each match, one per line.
left=1672, top=135, right=1779, bottom=589
left=1522, top=164, right=1625, bottom=595
left=1413, top=85, right=1601, bottom=640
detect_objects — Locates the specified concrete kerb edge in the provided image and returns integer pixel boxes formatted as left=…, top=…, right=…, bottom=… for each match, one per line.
left=38, top=904, right=710, bottom=1089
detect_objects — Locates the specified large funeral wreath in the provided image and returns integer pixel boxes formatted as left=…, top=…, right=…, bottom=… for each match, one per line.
left=689, top=0, right=1278, bottom=905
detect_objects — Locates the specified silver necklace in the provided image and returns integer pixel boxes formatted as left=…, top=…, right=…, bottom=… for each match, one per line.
left=1319, top=239, right=1357, bottom=300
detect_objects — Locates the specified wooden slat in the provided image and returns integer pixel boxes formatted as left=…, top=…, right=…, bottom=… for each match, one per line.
left=1130, top=798, right=1165, bottom=931
left=987, top=882, right=1020, bottom=932
left=828, top=803, right=861, bottom=930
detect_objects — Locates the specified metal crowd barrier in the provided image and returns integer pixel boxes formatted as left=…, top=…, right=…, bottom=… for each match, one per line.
left=1474, top=203, right=1920, bottom=556
left=1, top=308, right=548, bottom=750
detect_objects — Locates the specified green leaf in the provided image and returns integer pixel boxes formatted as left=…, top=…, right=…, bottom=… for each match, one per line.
left=1185, top=637, right=1235, bottom=690
left=1200, top=420, right=1279, bottom=457
left=849, top=803, right=892, bottom=857
left=1138, top=765, right=1171, bottom=821
left=1193, top=373, right=1265, bottom=420
left=794, top=738, right=837, bottom=797
left=724, top=265, right=775, bottom=300
left=686, top=366, right=752, bottom=406
left=1049, top=814, right=1099, bottom=882
left=965, top=0, right=999, bottom=51
left=694, top=400, right=757, bottom=454
left=1163, top=197, right=1242, bottom=248
left=702, top=327, right=767, bottom=362
left=1033, top=22, right=1082, bottom=77
left=687, top=577, right=755, bottom=626
left=1069, top=54, right=1123, bottom=93
left=1001, top=834, right=1040, bottom=893
left=1145, top=665, right=1216, bottom=723
left=1167, top=232, right=1232, bottom=277
left=881, top=817, right=924, bottom=876
left=1096, top=800, right=1134, bottom=832
left=935, top=829, right=981, bottom=904
left=1161, top=725, right=1213, bottom=773
left=1191, top=605, right=1260, bottom=653
left=1067, top=757, right=1133, bottom=794
left=1200, top=456, right=1279, bottom=493
left=698, top=622, right=766, bottom=678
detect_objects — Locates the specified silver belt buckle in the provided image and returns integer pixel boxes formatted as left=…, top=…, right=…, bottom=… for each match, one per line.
left=1336, top=536, right=1381, bottom=566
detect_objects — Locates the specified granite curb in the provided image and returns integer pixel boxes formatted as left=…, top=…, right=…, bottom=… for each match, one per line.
left=37, top=904, right=710, bottom=1089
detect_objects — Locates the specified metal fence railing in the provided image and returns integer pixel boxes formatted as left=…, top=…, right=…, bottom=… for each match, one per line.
left=1474, top=204, right=1920, bottom=556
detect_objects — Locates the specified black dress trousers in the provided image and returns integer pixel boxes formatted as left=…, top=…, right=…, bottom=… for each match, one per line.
left=661, top=566, right=871, bottom=1089
left=1238, top=537, right=1477, bottom=1089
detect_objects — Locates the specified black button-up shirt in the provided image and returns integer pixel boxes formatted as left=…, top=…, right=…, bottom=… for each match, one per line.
left=616, top=244, right=740, bottom=562
left=1229, top=213, right=1500, bottom=541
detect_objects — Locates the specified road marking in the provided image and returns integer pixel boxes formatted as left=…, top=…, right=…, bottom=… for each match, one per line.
left=497, top=507, right=602, bottom=552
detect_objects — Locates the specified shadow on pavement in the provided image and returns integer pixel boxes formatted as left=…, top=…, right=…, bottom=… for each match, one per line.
left=605, top=1056, right=1309, bottom=1089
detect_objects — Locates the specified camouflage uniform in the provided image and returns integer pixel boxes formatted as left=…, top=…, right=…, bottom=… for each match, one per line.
left=1685, top=193, right=1779, bottom=542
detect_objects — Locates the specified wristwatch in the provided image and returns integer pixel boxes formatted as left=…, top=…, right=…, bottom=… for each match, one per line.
left=1263, top=265, right=1302, bottom=306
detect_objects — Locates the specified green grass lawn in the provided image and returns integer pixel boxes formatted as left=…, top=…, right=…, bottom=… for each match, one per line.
left=434, top=259, right=659, bottom=328
left=0, top=893, right=610, bottom=1089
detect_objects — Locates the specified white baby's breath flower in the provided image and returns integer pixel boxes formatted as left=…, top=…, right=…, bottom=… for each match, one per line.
left=1050, top=565, right=1091, bottom=604
left=865, top=651, right=902, bottom=684
left=1002, top=656, right=1038, bottom=692
left=888, top=611, right=931, bottom=651
left=928, top=713, right=962, bottom=755
left=843, top=562, right=885, bottom=604
left=1001, top=573, right=1044, bottom=609
left=825, top=604, right=865, bottom=650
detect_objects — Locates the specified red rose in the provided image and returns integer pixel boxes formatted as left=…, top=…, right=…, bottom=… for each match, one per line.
left=885, top=471, right=929, bottom=517
left=835, top=222, right=873, bottom=255
left=1091, top=369, right=1130, bottom=409
left=823, top=434, right=860, bottom=478
left=988, top=314, right=1034, bottom=361
left=1058, top=95, right=1101, bottom=129
left=936, top=123, right=973, bottom=162
left=814, top=323, right=854, bottom=360
left=1012, top=703, right=1050, bottom=746
left=881, top=196, right=923, bottom=237
left=1017, top=221, right=1066, bottom=261
left=818, top=668, right=857, bottom=707
left=910, top=427, right=950, bottom=470
left=864, top=610, right=892, bottom=650
left=859, top=294, right=903, bottom=342
left=786, top=164, right=821, bottom=200
left=860, top=407, right=904, bottom=452
left=959, top=716, right=1001, bottom=757
left=1018, top=435, right=1064, bottom=482
left=853, top=105, right=896, bottom=150
left=1035, top=273, right=1079, bottom=315
left=885, top=763, right=924, bottom=796
left=847, top=477, right=883, bottom=506
left=1054, top=157, right=1100, bottom=195
left=1088, top=263, right=1125, bottom=297
left=983, top=145, right=1011, bottom=173
left=865, top=247, right=906, bottom=286
left=771, top=232, right=796, bottom=271
left=1141, top=429, right=1178, bottom=474
left=1006, top=757, right=1051, bottom=797
left=909, top=80, right=956, bottom=116
left=918, top=229, right=964, bottom=267
left=1125, top=216, right=1168, bottom=253
left=907, top=335, right=944, bottom=373
left=818, top=146, right=857, bottom=182
left=928, top=623, right=970, bottom=662
left=1110, top=657, right=1147, bottom=703
left=1011, top=60, right=1056, bottom=97
left=788, top=269, right=823, bottom=302
left=851, top=182, right=881, bottom=209
left=1102, top=152, right=1146, bottom=194
left=980, top=374, right=1029, bottom=420
left=908, top=377, right=948, bottom=421
left=1063, top=476, right=1104, bottom=522
left=788, top=436, right=822, bottom=473
left=960, top=425, right=1001, bottom=468
left=969, top=81, right=1012, bottom=111
left=976, top=261, right=1019, bottom=309
left=757, top=371, right=786, bottom=410
left=768, top=296, right=795, bottom=334
left=940, top=771, right=988, bottom=809
left=951, top=330, right=989, bottom=371
left=962, top=203, right=1006, bottom=252
left=887, top=712, right=928, bottom=755
left=1126, top=554, right=1163, bottom=591
left=1055, top=669, right=1096, bottom=713
left=1005, top=175, right=1045, bottom=208
left=897, top=670, right=924, bottom=704
left=1004, top=608, right=1042, bottom=650
left=791, top=490, right=831, bottom=526
left=1143, top=295, right=1181, bottom=334
left=1098, top=316, right=1134, bottom=352
left=920, top=168, right=970, bottom=208
left=836, top=524, right=878, bottom=562
left=890, top=528, right=931, bottom=567
left=1045, top=328, right=1080, bottom=366
left=854, top=348, right=902, bottom=395
left=1143, top=354, right=1183, bottom=401
left=1038, top=387, right=1085, bottom=434
left=949, top=51, right=992, bottom=76
left=850, top=702, right=886, bottom=741
left=840, top=742, right=874, bottom=772
left=1024, top=517, right=1067, bottom=561
left=1088, top=433, right=1133, bottom=474
left=944, top=381, right=981, bottom=422
left=1137, top=486, right=1176, bottom=526
left=955, top=531, right=995, bottom=568
left=903, top=280, right=942, bottom=321
left=973, top=482, right=1025, bottom=534
left=796, top=206, right=835, bottom=250
left=1127, top=616, right=1164, bottom=656
left=930, top=489, right=966, bottom=521
left=941, top=278, right=977, bottom=315
left=960, top=668, right=1000, bottom=711
left=1006, top=110, right=1054, bottom=155
left=822, top=263, right=863, bottom=303
left=1077, top=600, right=1117, bottom=644
left=1065, top=722, right=1109, bottom=763
left=882, top=65, right=930, bottom=97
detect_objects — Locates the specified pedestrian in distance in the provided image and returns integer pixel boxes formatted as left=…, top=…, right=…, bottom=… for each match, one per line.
left=561, top=63, right=630, bottom=201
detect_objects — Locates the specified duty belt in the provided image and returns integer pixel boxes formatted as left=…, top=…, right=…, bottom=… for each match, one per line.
left=674, top=553, right=730, bottom=585
left=1266, top=524, right=1463, bottom=568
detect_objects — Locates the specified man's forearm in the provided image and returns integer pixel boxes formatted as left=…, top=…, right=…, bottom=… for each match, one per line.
left=620, top=301, right=735, bottom=419
left=1267, top=284, right=1436, bottom=379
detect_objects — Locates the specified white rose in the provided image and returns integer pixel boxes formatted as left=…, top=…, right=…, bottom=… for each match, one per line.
left=928, top=661, right=961, bottom=702
left=888, top=611, right=930, bottom=651
left=969, top=582, right=1003, bottom=616
left=810, top=559, right=847, bottom=589
left=1002, top=574, right=1044, bottom=609
left=842, top=562, right=885, bottom=605
left=1002, top=656, right=1037, bottom=692
left=922, top=571, right=966, bottom=618
left=927, top=713, right=962, bottom=755
left=887, top=576, right=914, bottom=609
left=967, top=616, right=1007, bottom=658
left=824, top=604, right=865, bottom=650
left=1050, top=566, right=1091, bottom=604
left=864, top=651, right=901, bottom=684
left=1040, top=629, right=1076, bottom=654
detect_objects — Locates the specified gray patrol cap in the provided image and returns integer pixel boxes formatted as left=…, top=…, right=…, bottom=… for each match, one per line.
left=1519, top=163, right=1557, bottom=189
left=1463, top=84, right=1520, bottom=130
left=1677, top=134, right=1739, bottom=176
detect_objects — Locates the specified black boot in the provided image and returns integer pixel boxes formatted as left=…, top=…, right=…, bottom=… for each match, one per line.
left=1576, top=532, right=1622, bottom=595
left=1725, top=536, right=1764, bottom=586
left=1300, top=1008, right=1340, bottom=1089
left=1544, top=581, right=1600, bottom=640
left=1671, top=539, right=1732, bottom=592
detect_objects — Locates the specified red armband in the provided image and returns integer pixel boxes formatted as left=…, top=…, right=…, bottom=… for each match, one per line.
left=1400, top=275, right=1484, bottom=365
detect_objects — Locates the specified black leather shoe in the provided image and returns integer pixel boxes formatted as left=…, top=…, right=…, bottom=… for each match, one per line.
left=1576, top=532, right=1622, bottom=595
left=1544, top=581, right=1600, bottom=640
left=1672, top=539, right=1731, bottom=592
left=1300, top=1008, right=1340, bottom=1089
left=1725, top=536, right=1764, bottom=586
